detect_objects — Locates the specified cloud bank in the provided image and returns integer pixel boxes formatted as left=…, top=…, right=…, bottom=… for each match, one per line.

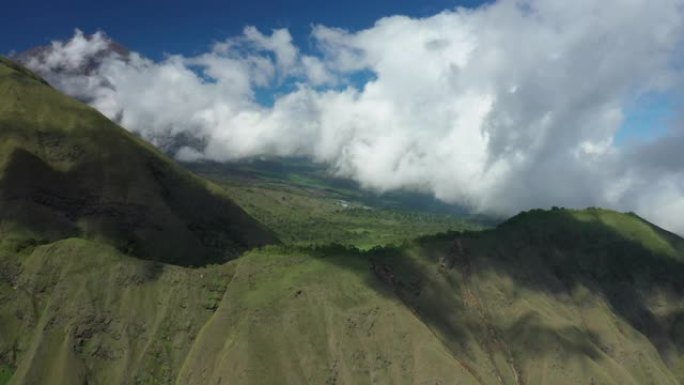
left=19, top=0, right=684, bottom=233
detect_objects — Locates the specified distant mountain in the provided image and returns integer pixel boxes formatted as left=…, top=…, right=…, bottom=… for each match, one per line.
left=0, top=57, right=277, bottom=266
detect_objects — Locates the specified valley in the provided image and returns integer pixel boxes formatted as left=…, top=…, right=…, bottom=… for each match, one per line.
left=186, top=159, right=483, bottom=248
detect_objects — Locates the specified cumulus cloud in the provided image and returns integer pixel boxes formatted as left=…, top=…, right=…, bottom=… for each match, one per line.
left=18, top=0, right=684, bottom=234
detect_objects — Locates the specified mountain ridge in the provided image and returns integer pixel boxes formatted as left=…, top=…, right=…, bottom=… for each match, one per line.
left=3, top=207, right=684, bottom=384
left=0, top=56, right=278, bottom=266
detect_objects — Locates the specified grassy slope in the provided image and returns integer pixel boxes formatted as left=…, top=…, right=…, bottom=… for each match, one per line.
left=176, top=247, right=477, bottom=385
left=0, top=57, right=277, bottom=266
left=3, top=209, right=684, bottom=384
left=375, top=208, right=684, bottom=385
left=0, top=241, right=482, bottom=385
left=0, top=240, right=235, bottom=385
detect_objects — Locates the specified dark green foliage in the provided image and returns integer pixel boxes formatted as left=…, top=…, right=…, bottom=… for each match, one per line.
left=0, top=366, right=12, bottom=385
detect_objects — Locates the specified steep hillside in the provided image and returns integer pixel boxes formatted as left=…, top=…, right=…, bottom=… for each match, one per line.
left=368, top=208, right=684, bottom=384
left=2, top=208, right=684, bottom=384
left=0, top=57, right=277, bottom=266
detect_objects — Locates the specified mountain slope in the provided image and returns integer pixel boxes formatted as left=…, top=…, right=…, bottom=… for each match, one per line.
left=0, top=57, right=277, bottom=266
left=2, top=208, right=684, bottom=385
left=2, top=57, right=684, bottom=385
left=369, top=208, right=684, bottom=384
left=0, top=241, right=476, bottom=385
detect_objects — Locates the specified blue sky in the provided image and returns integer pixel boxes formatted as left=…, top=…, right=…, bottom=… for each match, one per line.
left=3, top=0, right=676, bottom=144
left=617, top=91, right=678, bottom=145
left=1, top=0, right=484, bottom=58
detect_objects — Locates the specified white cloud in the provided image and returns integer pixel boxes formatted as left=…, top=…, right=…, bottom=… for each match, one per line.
left=243, top=27, right=298, bottom=74
left=27, top=29, right=110, bottom=72
left=19, top=0, right=684, bottom=234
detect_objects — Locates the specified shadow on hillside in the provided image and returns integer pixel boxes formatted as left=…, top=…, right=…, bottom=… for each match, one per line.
left=477, top=209, right=684, bottom=355
left=0, top=140, right=278, bottom=268
left=312, top=209, right=684, bottom=371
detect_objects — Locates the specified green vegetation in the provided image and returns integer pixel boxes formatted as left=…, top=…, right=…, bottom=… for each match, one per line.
left=2, top=56, right=684, bottom=385
left=184, top=160, right=484, bottom=248
left=0, top=57, right=277, bottom=266
left=4, top=210, right=684, bottom=384
left=0, top=366, right=12, bottom=385
left=211, top=181, right=480, bottom=248
left=0, top=239, right=236, bottom=385
left=184, top=157, right=475, bottom=214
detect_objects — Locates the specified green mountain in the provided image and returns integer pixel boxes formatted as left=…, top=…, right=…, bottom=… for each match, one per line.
left=1, top=57, right=684, bottom=385
left=0, top=57, right=277, bottom=266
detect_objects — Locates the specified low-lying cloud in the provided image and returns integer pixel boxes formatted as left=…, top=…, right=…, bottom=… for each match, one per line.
left=18, top=0, right=684, bottom=234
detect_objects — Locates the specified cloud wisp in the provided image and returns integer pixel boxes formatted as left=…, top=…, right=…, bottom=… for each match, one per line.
left=19, top=0, right=684, bottom=233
